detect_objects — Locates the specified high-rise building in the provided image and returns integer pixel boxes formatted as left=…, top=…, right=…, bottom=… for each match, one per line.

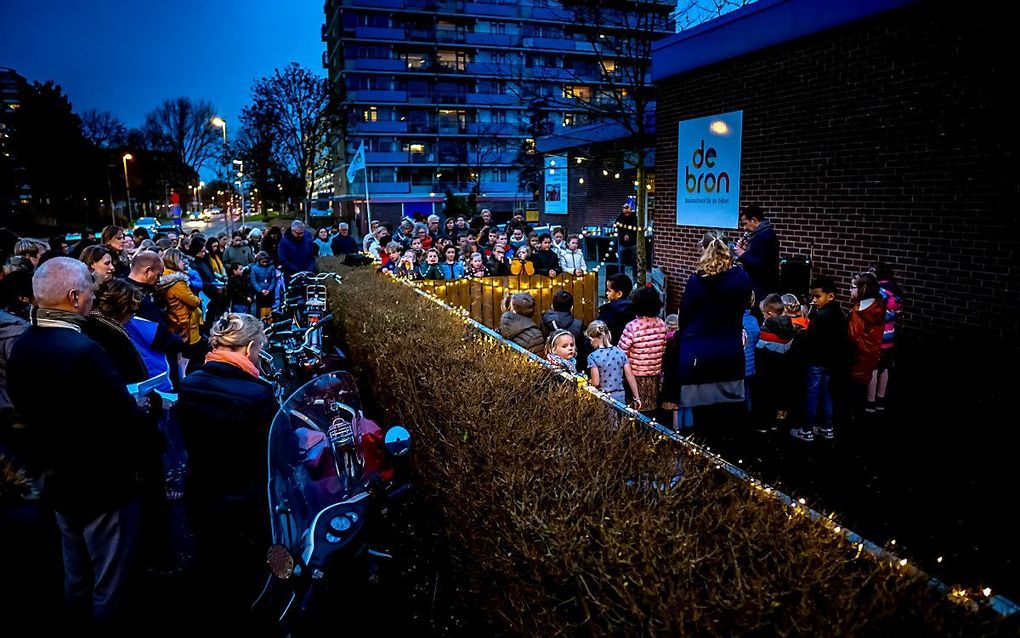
left=321, top=0, right=674, bottom=222
left=1, top=66, right=31, bottom=216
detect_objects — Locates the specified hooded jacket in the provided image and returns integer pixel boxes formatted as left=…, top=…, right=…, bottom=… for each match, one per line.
left=558, top=248, right=586, bottom=274
left=223, top=244, right=255, bottom=267
left=498, top=311, right=545, bottom=355
left=618, top=316, right=668, bottom=377
left=158, top=269, right=203, bottom=344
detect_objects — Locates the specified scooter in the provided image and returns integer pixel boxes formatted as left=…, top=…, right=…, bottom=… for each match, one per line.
left=253, top=372, right=411, bottom=630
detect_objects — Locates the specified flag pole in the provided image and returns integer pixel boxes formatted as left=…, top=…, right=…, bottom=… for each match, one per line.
left=364, top=166, right=373, bottom=231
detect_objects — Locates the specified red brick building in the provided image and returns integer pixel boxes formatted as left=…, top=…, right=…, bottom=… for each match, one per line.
left=650, top=0, right=1018, bottom=347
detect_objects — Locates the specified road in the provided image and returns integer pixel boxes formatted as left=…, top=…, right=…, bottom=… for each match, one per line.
left=181, top=213, right=265, bottom=238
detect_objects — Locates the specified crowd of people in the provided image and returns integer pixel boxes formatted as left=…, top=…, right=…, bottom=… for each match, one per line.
left=0, top=220, right=331, bottom=628
left=359, top=208, right=589, bottom=280
left=0, top=202, right=905, bottom=627
left=493, top=206, right=903, bottom=445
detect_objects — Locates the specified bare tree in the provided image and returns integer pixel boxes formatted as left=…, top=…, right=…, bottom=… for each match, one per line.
left=142, top=97, right=219, bottom=172
left=247, top=63, right=334, bottom=219
left=675, top=0, right=755, bottom=31
left=80, top=109, right=127, bottom=149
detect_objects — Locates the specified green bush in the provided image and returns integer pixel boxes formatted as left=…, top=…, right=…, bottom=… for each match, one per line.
left=325, top=261, right=1008, bottom=636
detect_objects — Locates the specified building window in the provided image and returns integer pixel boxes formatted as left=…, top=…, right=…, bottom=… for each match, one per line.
left=563, top=113, right=575, bottom=127
left=601, top=60, right=616, bottom=75
left=362, top=107, right=378, bottom=122
left=563, top=85, right=591, bottom=99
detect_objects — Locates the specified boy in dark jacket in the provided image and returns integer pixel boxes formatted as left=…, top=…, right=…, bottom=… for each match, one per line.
left=542, top=290, right=586, bottom=364
left=790, top=276, right=847, bottom=442
left=597, top=274, right=635, bottom=345
left=754, top=293, right=804, bottom=433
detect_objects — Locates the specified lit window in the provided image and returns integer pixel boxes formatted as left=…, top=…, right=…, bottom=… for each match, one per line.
left=363, top=107, right=378, bottom=122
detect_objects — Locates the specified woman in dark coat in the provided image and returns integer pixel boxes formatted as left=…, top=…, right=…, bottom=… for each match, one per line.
left=674, top=234, right=753, bottom=410
left=84, top=278, right=149, bottom=384
left=177, top=312, right=276, bottom=613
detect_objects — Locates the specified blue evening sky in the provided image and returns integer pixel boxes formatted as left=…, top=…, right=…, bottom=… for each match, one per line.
left=0, top=0, right=325, bottom=131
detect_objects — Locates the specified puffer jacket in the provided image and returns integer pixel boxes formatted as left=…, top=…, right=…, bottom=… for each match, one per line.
left=558, top=248, right=587, bottom=274
left=878, top=280, right=903, bottom=350
left=618, top=316, right=668, bottom=377
left=498, top=311, right=545, bottom=355
left=158, top=269, right=203, bottom=345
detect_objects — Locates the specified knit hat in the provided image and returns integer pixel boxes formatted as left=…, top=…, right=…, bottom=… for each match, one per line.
left=255, top=251, right=270, bottom=261
left=187, top=235, right=207, bottom=257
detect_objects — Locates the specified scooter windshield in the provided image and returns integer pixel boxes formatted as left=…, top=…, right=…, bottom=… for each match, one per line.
left=267, top=372, right=368, bottom=553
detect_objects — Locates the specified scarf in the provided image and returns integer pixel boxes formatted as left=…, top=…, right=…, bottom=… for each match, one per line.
left=205, top=348, right=260, bottom=378
left=747, top=218, right=773, bottom=242
left=33, top=307, right=88, bottom=332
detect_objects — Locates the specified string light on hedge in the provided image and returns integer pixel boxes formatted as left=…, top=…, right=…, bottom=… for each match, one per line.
left=367, top=273, right=1013, bottom=617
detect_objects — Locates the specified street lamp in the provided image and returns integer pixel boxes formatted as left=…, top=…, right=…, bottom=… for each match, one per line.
left=122, top=153, right=134, bottom=224
left=211, top=116, right=227, bottom=144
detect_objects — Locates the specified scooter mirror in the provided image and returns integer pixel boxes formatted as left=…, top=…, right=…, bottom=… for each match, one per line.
left=384, top=426, right=412, bottom=457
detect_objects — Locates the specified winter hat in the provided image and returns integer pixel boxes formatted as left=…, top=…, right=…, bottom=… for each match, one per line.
left=187, top=235, right=207, bottom=257
left=255, top=251, right=270, bottom=261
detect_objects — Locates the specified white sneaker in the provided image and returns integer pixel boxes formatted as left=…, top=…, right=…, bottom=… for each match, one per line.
left=814, top=426, right=834, bottom=440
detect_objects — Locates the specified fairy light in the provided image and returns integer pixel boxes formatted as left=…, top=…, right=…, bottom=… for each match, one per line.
left=354, top=272, right=1007, bottom=614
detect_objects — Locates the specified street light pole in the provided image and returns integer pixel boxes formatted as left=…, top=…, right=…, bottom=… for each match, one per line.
left=211, top=116, right=228, bottom=231
left=233, top=159, right=245, bottom=229
left=122, top=153, right=134, bottom=225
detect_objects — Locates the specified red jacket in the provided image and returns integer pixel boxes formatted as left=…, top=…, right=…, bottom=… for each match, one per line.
left=618, top=316, right=668, bottom=377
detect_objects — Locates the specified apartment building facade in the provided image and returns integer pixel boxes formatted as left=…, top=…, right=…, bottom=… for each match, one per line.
left=321, top=0, right=673, bottom=223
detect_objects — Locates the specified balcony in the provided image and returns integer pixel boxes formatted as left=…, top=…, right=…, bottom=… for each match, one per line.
left=529, top=66, right=575, bottom=81
left=463, top=32, right=517, bottom=47
left=354, top=26, right=406, bottom=40
left=321, top=24, right=329, bottom=42
left=466, top=93, right=519, bottom=106
left=464, top=61, right=512, bottom=76
left=366, top=151, right=412, bottom=164
left=346, top=58, right=407, bottom=72
left=436, top=30, right=465, bottom=44
left=479, top=180, right=516, bottom=194
left=410, top=153, right=437, bottom=164
left=347, top=89, right=408, bottom=103
left=352, top=0, right=404, bottom=7
left=522, top=36, right=574, bottom=51
left=437, top=123, right=468, bottom=135
left=434, top=91, right=468, bottom=104
left=368, top=181, right=411, bottom=194
left=464, top=2, right=516, bottom=17
left=466, top=122, right=518, bottom=136
left=352, top=120, right=409, bottom=134
left=524, top=6, right=569, bottom=21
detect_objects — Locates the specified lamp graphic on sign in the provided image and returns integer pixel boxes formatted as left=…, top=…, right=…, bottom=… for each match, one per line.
left=676, top=111, right=742, bottom=228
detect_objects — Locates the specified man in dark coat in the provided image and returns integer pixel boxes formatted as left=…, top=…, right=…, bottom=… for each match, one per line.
left=7, top=258, right=145, bottom=626
left=278, top=220, right=319, bottom=280
left=331, top=222, right=360, bottom=255
left=734, top=204, right=780, bottom=303
left=614, top=203, right=639, bottom=278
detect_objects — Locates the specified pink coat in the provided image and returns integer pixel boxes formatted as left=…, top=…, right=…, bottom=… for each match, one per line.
left=618, top=316, right=668, bottom=377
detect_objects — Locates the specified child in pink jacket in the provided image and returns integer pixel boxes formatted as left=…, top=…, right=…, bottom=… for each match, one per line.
left=618, top=286, right=667, bottom=411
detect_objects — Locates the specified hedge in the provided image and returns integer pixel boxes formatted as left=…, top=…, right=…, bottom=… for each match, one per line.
left=324, top=260, right=1009, bottom=636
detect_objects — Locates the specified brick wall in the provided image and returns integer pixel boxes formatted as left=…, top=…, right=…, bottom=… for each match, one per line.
left=651, top=3, right=1019, bottom=346
left=539, top=157, right=641, bottom=235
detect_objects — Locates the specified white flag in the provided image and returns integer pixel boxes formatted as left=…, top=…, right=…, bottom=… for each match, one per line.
left=346, top=141, right=366, bottom=183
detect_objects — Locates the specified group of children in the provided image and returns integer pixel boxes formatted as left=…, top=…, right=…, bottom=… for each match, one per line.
left=496, top=264, right=903, bottom=438
left=377, top=224, right=588, bottom=281
left=748, top=264, right=903, bottom=441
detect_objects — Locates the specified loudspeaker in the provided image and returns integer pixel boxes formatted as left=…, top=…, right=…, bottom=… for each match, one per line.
left=779, top=256, right=812, bottom=295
